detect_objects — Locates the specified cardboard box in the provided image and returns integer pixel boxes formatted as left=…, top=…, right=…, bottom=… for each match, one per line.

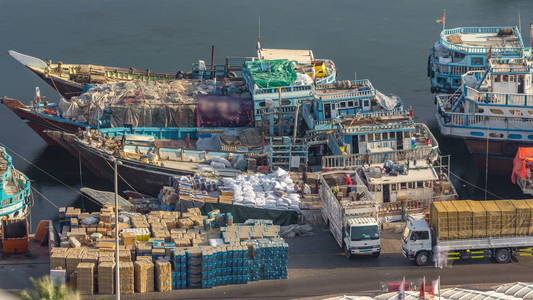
left=155, top=259, right=172, bottom=292
left=134, top=259, right=154, bottom=293
left=76, top=262, right=94, bottom=295
left=98, top=262, right=114, bottom=294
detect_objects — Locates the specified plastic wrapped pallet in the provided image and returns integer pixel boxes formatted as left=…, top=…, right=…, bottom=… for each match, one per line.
left=186, top=248, right=202, bottom=288
left=76, top=262, right=94, bottom=295
left=467, top=200, right=487, bottom=238
left=119, top=262, right=135, bottom=294
left=495, top=200, right=517, bottom=236
left=482, top=201, right=503, bottom=237
left=155, top=259, right=172, bottom=292
left=430, top=202, right=448, bottom=240
left=98, top=262, right=114, bottom=294
left=453, top=200, right=473, bottom=239
left=134, top=259, right=154, bottom=293
left=511, top=200, right=531, bottom=236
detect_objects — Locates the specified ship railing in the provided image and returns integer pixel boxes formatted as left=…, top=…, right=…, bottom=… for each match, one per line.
left=440, top=27, right=524, bottom=55
left=316, top=79, right=373, bottom=90
left=316, top=89, right=375, bottom=101
left=312, top=108, right=408, bottom=129
left=225, top=56, right=256, bottom=71
left=432, top=61, right=486, bottom=75
left=465, top=87, right=533, bottom=106
left=322, top=146, right=439, bottom=170
left=341, top=122, right=413, bottom=134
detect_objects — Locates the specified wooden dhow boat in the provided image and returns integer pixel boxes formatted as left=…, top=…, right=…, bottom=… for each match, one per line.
left=8, top=50, right=185, bottom=98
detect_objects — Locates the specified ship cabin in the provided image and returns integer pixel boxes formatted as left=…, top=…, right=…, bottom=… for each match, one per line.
left=0, top=147, right=31, bottom=218
left=429, top=26, right=526, bottom=93
left=436, top=57, right=533, bottom=143
left=358, top=159, right=456, bottom=206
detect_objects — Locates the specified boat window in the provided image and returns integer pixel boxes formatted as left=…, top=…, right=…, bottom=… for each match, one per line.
left=417, top=181, right=424, bottom=188
left=339, top=102, right=346, bottom=108
left=508, top=134, right=522, bottom=139
left=389, top=132, right=396, bottom=139
left=489, top=133, right=504, bottom=138
left=368, top=134, right=374, bottom=142
left=495, top=75, right=501, bottom=82
left=364, top=100, right=370, bottom=107
left=490, top=109, right=504, bottom=115
left=348, top=101, right=354, bottom=107
left=258, top=101, right=266, bottom=107
left=528, top=135, right=533, bottom=140
left=400, top=183, right=407, bottom=190
left=510, top=110, right=523, bottom=116
left=471, top=57, right=483, bottom=65
left=281, top=100, right=291, bottom=105
left=376, top=184, right=382, bottom=192
left=391, top=184, right=397, bottom=191
left=408, top=182, right=414, bottom=189
left=503, top=75, right=509, bottom=82
left=360, top=135, right=366, bottom=142
left=375, top=133, right=382, bottom=140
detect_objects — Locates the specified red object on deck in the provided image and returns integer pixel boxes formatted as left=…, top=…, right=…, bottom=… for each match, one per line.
left=2, top=218, right=29, bottom=254
left=511, top=147, right=533, bottom=184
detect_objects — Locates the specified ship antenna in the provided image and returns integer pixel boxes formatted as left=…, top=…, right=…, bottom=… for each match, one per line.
left=257, top=16, right=262, bottom=51
left=518, top=12, right=522, bottom=32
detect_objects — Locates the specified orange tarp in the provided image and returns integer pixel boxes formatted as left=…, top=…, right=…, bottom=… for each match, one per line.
left=511, top=147, right=533, bottom=184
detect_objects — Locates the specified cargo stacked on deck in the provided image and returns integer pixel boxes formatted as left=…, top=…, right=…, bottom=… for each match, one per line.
left=51, top=205, right=289, bottom=295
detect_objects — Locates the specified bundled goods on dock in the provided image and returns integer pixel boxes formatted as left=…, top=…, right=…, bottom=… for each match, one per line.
left=220, top=168, right=301, bottom=210
left=76, top=262, right=95, bottom=295
left=51, top=205, right=289, bottom=295
left=58, top=80, right=198, bottom=127
left=431, top=199, right=533, bottom=240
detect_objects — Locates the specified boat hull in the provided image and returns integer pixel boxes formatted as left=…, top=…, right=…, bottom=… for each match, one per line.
left=46, top=132, right=192, bottom=196
left=1, top=98, right=86, bottom=146
left=31, top=70, right=83, bottom=99
left=463, top=138, right=529, bottom=175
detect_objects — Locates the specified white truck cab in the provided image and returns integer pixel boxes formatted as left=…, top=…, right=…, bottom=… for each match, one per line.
left=344, top=216, right=381, bottom=258
left=401, top=219, right=433, bottom=265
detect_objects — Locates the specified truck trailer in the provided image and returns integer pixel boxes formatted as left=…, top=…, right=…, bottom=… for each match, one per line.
left=320, top=170, right=381, bottom=258
left=401, top=199, right=533, bottom=266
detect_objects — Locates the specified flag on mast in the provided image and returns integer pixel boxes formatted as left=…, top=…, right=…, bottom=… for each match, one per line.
left=435, top=10, right=446, bottom=30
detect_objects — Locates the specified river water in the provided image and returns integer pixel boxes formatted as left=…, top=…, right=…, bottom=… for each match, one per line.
left=1, top=0, right=532, bottom=228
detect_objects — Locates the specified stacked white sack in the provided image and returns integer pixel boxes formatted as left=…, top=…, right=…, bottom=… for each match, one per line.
left=220, top=168, right=300, bottom=211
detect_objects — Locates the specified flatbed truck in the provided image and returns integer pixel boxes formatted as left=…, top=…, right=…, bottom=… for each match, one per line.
left=320, top=170, right=381, bottom=258
left=402, top=218, right=533, bottom=266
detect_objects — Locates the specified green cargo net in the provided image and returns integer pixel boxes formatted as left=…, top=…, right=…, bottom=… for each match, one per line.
left=244, top=59, right=297, bottom=88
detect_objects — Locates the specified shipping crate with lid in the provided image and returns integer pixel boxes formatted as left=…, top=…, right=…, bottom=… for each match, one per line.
left=467, top=200, right=487, bottom=238
left=134, top=259, right=155, bottom=293
left=481, top=201, right=503, bottom=237
left=119, top=262, right=135, bottom=294
left=155, top=259, right=172, bottom=292
left=431, top=202, right=448, bottom=240
left=511, top=200, right=531, bottom=236
left=495, top=200, right=517, bottom=236
left=76, top=262, right=94, bottom=295
left=98, top=262, right=114, bottom=294
left=453, top=200, right=473, bottom=239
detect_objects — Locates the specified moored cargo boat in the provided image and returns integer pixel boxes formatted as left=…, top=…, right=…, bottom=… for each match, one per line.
left=435, top=57, right=533, bottom=174
left=0, top=147, right=32, bottom=219
left=428, top=26, right=527, bottom=93
left=8, top=50, right=189, bottom=99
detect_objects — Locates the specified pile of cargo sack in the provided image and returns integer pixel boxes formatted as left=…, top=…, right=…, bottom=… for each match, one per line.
left=49, top=205, right=288, bottom=295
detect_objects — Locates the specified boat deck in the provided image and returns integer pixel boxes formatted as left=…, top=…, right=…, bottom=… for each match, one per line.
left=447, top=32, right=521, bottom=48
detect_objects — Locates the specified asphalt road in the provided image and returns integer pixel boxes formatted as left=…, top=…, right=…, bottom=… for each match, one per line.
left=5, top=226, right=533, bottom=300
left=84, top=226, right=533, bottom=300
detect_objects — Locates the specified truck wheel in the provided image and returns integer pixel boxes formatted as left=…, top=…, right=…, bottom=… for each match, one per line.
left=372, top=251, right=380, bottom=258
left=415, top=251, right=430, bottom=266
left=494, top=248, right=511, bottom=264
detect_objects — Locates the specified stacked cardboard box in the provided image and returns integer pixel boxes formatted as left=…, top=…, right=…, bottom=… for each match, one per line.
left=431, top=200, right=533, bottom=240
left=76, top=262, right=94, bottom=295
left=50, top=247, right=69, bottom=269
left=119, top=262, right=134, bottom=294
left=98, top=262, right=114, bottom=294
left=134, top=258, right=154, bottom=293
left=155, top=259, right=172, bottom=292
